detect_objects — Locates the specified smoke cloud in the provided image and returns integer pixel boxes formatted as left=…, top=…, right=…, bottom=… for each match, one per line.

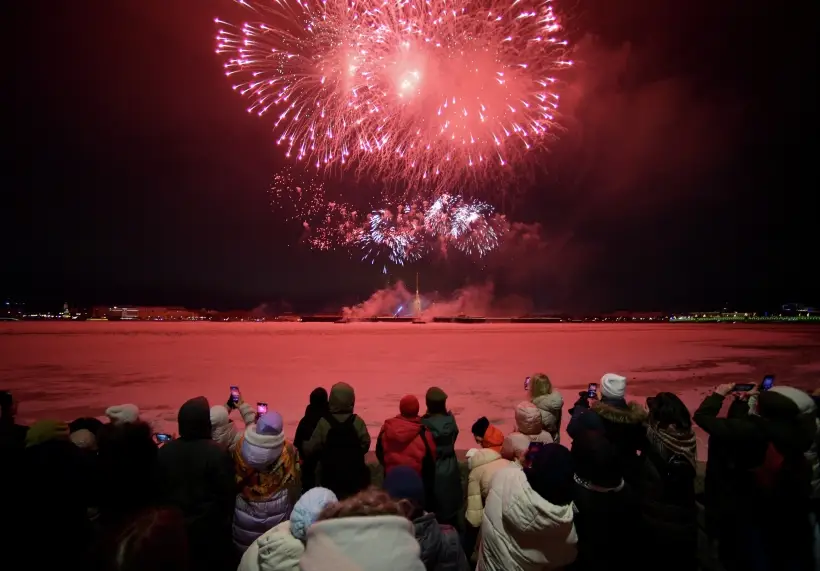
left=341, top=281, right=534, bottom=319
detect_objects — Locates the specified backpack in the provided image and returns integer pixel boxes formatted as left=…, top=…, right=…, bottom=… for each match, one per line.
left=320, top=415, right=370, bottom=499
left=419, top=426, right=437, bottom=512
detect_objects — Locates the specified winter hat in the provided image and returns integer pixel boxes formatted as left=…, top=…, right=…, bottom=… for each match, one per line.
left=384, top=465, right=426, bottom=507
left=425, top=387, right=448, bottom=413
left=471, top=416, right=490, bottom=438
left=600, top=373, right=627, bottom=399
left=766, top=386, right=815, bottom=415
left=309, top=387, right=329, bottom=408
left=25, top=420, right=70, bottom=448
left=210, top=405, right=230, bottom=428
left=524, top=443, right=575, bottom=506
left=758, top=388, right=804, bottom=420
left=70, top=428, right=97, bottom=450
left=399, top=395, right=420, bottom=418
left=105, top=404, right=140, bottom=425
left=572, top=430, right=622, bottom=488
left=501, top=432, right=531, bottom=461
left=69, top=417, right=104, bottom=435
left=290, top=487, right=338, bottom=542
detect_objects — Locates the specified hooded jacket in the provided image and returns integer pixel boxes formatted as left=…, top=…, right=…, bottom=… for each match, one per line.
left=465, top=448, right=511, bottom=527
left=512, top=402, right=554, bottom=445
left=302, top=383, right=371, bottom=459
left=478, top=465, right=578, bottom=571
left=413, top=512, right=470, bottom=571
left=568, top=397, right=648, bottom=483
left=211, top=402, right=256, bottom=452
left=531, top=391, right=564, bottom=444
left=237, top=520, right=302, bottom=571
left=377, top=414, right=436, bottom=476
left=157, top=397, right=236, bottom=570
left=299, top=515, right=426, bottom=571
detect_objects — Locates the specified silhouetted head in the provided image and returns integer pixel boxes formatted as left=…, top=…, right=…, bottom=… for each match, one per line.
left=1, top=390, right=17, bottom=423
left=309, top=387, right=329, bottom=408
left=178, top=397, right=211, bottom=440
left=647, top=392, right=692, bottom=431
left=97, top=421, right=158, bottom=519
left=106, top=508, right=188, bottom=571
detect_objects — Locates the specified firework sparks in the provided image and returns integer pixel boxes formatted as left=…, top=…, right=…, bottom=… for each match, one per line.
left=217, top=0, right=571, bottom=192
left=272, top=169, right=509, bottom=264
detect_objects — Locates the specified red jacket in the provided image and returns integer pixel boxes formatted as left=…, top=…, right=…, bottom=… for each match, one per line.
left=376, top=415, right=437, bottom=475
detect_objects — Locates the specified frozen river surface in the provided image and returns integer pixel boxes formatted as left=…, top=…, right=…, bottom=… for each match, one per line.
left=2, top=322, right=818, bottom=459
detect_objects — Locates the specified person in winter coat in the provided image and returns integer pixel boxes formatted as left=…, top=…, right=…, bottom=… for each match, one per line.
left=300, top=488, right=426, bottom=571
left=465, top=447, right=511, bottom=527
left=0, top=390, right=28, bottom=452
left=500, top=432, right=533, bottom=465
left=527, top=373, right=564, bottom=444
left=377, top=395, right=437, bottom=478
left=636, top=392, right=697, bottom=571
left=211, top=398, right=256, bottom=452
left=422, top=387, right=463, bottom=528
left=156, top=396, right=236, bottom=571
left=105, top=403, right=140, bottom=425
left=294, top=387, right=329, bottom=491
left=233, top=411, right=301, bottom=552
left=385, top=466, right=470, bottom=571
left=477, top=443, right=577, bottom=571
left=238, top=487, right=338, bottom=571
left=464, top=446, right=511, bottom=561
left=567, top=373, right=647, bottom=484
left=509, top=402, right=554, bottom=445
left=303, top=382, right=371, bottom=498
left=569, top=431, right=642, bottom=571
left=471, top=416, right=504, bottom=452
left=694, top=383, right=814, bottom=571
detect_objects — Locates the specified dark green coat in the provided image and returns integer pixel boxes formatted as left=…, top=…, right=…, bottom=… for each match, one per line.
left=422, top=412, right=462, bottom=523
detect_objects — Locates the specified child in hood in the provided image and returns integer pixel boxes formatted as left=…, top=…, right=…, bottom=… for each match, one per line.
left=237, top=487, right=338, bottom=571
left=527, top=373, right=564, bottom=444
left=471, top=417, right=504, bottom=452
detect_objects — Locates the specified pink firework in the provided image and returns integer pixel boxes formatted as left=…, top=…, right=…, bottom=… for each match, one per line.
left=216, top=0, right=572, bottom=192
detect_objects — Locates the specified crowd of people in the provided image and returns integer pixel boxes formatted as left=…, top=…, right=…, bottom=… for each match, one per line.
left=1, top=373, right=818, bottom=571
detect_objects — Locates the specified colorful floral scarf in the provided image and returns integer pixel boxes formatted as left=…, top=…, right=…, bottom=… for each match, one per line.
left=234, top=438, right=300, bottom=501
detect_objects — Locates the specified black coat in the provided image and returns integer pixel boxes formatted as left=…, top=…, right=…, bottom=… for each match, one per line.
left=635, top=448, right=697, bottom=571
left=694, top=393, right=813, bottom=570
left=157, top=397, right=236, bottom=571
left=569, top=482, right=643, bottom=571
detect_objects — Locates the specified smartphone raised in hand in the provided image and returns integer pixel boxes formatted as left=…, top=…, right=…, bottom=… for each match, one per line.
left=760, top=375, right=775, bottom=391
left=257, top=402, right=268, bottom=416
left=154, top=433, right=172, bottom=444
left=587, top=383, right=598, bottom=399
left=230, top=385, right=241, bottom=404
left=732, top=383, right=756, bottom=393
left=524, top=376, right=531, bottom=391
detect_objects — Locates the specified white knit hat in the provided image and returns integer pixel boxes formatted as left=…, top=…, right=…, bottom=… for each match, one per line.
left=105, top=403, right=140, bottom=424
left=600, top=373, right=627, bottom=399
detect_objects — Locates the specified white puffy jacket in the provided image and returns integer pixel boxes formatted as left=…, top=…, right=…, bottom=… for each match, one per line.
left=478, top=465, right=577, bottom=571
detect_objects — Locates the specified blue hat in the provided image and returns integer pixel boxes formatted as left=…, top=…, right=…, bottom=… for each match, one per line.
left=383, top=465, right=425, bottom=507
left=290, top=487, right=338, bottom=541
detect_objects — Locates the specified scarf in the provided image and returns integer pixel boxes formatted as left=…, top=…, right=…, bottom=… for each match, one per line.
left=646, top=422, right=697, bottom=469
left=235, top=440, right=300, bottom=501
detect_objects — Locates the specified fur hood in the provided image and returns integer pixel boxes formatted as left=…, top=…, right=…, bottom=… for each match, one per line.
left=591, top=399, right=647, bottom=425
left=532, top=391, right=564, bottom=414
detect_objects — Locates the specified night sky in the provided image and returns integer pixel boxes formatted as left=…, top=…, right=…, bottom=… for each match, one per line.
left=4, top=0, right=816, bottom=313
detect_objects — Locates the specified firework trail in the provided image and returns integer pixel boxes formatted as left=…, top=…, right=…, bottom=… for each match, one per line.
left=216, top=0, right=572, bottom=193
left=271, top=169, right=509, bottom=264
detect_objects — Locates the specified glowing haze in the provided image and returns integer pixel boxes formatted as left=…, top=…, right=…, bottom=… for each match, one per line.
left=216, top=0, right=573, bottom=192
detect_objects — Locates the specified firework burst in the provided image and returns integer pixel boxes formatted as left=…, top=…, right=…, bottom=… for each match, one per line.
left=272, top=169, right=509, bottom=264
left=217, top=0, right=572, bottom=193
